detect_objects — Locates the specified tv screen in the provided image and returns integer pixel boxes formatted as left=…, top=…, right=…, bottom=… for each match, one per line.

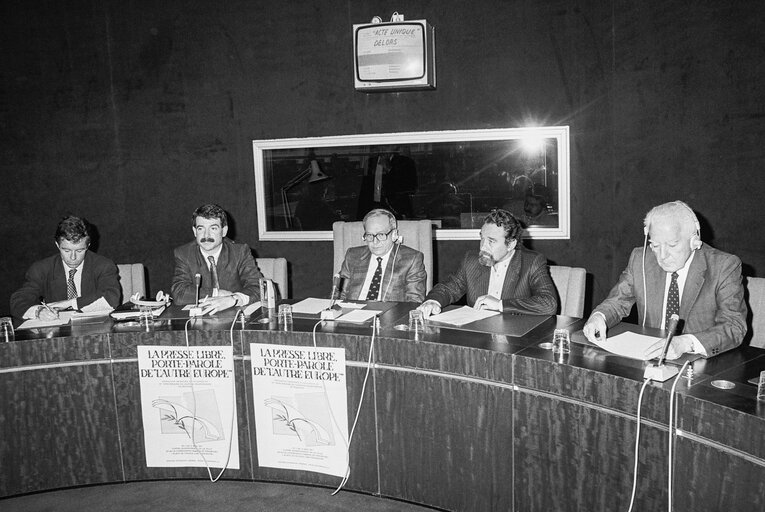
left=353, top=20, right=435, bottom=91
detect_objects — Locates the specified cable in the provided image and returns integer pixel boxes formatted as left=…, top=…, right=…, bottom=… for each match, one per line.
left=181, top=312, right=240, bottom=482
left=642, top=232, right=648, bottom=327
left=309, top=316, right=376, bottom=495
left=380, top=240, right=402, bottom=302
left=627, top=377, right=652, bottom=512
left=667, top=360, right=690, bottom=512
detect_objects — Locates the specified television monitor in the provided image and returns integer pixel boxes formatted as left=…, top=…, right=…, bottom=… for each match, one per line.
left=353, top=20, right=436, bottom=92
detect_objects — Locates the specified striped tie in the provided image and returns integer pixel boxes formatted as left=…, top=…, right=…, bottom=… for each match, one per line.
left=67, top=268, right=77, bottom=299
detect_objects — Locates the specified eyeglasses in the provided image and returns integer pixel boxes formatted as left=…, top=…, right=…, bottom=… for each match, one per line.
left=361, top=229, right=394, bottom=242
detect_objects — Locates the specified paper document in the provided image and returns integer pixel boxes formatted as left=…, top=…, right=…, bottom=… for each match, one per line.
left=592, top=331, right=662, bottom=361
left=111, top=306, right=166, bottom=320
left=290, top=298, right=334, bottom=315
left=18, top=316, right=70, bottom=329
left=427, top=306, right=500, bottom=326
left=336, top=302, right=366, bottom=310
left=336, top=309, right=379, bottom=323
left=78, top=297, right=114, bottom=315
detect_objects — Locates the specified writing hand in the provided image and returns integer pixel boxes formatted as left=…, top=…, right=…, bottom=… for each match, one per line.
left=473, top=295, right=501, bottom=312
left=583, top=315, right=607, bottom=344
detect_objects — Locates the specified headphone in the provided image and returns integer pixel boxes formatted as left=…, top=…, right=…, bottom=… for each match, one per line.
left=643, top=200, right=701, bottom=250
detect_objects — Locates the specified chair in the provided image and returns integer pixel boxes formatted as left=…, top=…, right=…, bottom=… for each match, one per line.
left=332, top=219, right=434, bottom=292
left=745, top=276, right=765, bottom=348
left=117, top=263, right=147, bottom=301
left=549, top=265, right=586, bottom=318
left=256, top=257, right=289, bottom=299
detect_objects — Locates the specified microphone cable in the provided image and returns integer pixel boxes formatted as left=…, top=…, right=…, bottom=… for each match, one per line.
left=180, top=312, right=240, bottom=482
left=380, top=238, right=402, bottom=302
left=642, top=232, right=648, bottom=327
left=310, top=316, right=377, bottom=495
left=667, top=360, right=690, bottom=512
left=626, top=376, right=652, bottom=512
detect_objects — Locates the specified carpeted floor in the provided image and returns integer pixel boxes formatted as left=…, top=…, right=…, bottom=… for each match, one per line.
left=0, top=480, right=440, bottom=512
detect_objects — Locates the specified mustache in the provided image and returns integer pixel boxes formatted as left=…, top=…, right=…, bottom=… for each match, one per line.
left=199, top=237, right=215, bottom=243
left=478, top=251, right=495, bottom=267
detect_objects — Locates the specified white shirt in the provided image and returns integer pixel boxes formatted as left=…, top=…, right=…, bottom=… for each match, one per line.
left=359, top=249, right=393, bottom=300
left=660, top=251, right=706, bottom=355
left=487, top=252, right=514, bottom=305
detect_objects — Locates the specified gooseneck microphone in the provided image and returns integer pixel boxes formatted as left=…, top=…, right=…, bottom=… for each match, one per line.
left=194, top=273, right=201, bottom=307
left=644, top=314, right=681, bottom=381
left=330, top=274, right=342, bottom=306
left=321, top=274, right=344, bottom=320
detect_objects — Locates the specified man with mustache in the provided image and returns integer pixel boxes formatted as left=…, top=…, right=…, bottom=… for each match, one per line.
left=171, top=203, right=262, bottom=313
left=418, top=208, right=557, bottom=316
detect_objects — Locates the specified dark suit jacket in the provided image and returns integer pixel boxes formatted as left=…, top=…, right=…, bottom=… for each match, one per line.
left=592, top=244, right=747, bottom=357
left=10, top=252, right=121, bottom=318
left=425, top=247, right=557, bottom=315
left=339, top=244, right=426, bottom=302
left=171, top=238, right=263, bottom=305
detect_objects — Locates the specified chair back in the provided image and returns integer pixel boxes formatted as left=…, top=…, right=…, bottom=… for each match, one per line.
left=117, top=263, right=147, bottom=302
left=745, top=276, right=765, bottom=348
left=257, top=257, right=289, bottom=299
left=549, top=265, right=586, bottom=318
left=332, top=219, right=433, bottom=292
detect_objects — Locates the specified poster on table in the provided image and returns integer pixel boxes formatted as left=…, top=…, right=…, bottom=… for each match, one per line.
left=138, top=345, right=239, bottom=469
left=251, top=343, right=349, bottom=477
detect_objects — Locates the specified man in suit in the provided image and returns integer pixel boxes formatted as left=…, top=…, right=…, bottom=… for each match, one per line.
left=10, top=215, right=121, bottom=319
left=583, top=201, right=746, bottom=359
left=171, top=204, right=262, bottom=313
left=338, top=208, right=426, bottom=302
left=418, top=209, right=557, bottom=316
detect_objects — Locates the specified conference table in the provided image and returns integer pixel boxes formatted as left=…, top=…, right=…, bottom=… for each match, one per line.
left=1, top=301, right=764, bottom=512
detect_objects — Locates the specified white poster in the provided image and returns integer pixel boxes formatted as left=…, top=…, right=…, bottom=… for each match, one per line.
left=138, top=345, right=239, bottom=469
left=251, top=343, right=349, bottom=477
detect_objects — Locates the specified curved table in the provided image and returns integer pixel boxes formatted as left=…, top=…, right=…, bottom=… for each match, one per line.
left=1, top=303, right=764, bottom=511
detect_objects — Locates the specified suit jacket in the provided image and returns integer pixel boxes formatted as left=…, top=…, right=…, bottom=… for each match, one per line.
left=339, top=244, right=426, bottom=302
left=425, top=246, right=558, bottom=315
left=171, top=238, right=263, bottom=305
left=592, top=244, right=747, bottom=357
left=10, top=251, right=121, bottom=318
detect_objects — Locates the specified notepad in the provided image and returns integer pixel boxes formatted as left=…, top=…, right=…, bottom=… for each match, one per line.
left=591, top=331, right=662, bottom=361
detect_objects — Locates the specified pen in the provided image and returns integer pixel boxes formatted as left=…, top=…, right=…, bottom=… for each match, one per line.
left=41, top=300, right=58, bottom=317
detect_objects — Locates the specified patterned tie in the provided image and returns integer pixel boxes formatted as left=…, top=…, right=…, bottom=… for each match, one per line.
left=67, top=268, right=78, bottom=299
left=366, top=257, right=383, bottom=301
left=208, top=255, right=220, bottom=291
left=665, top=271, right=679, bottom=332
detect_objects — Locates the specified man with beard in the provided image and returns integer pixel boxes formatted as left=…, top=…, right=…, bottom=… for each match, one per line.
left=171, top=203, right=262, bottom=313
left=417, top=208, right=557, bottom=316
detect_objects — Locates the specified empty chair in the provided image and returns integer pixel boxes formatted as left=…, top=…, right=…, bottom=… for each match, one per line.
left=745, top=276, right=765, bottom=349
left=117, top=263, right=147, bottom=302
left=256, top=257, right=289, bottom=299
left=332, top=219, right=434, bottom=293
left=549, top=265, right=586, bottom=318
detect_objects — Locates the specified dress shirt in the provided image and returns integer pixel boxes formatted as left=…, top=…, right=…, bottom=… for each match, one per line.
left=359, top=249, right=393, bottom=300
left=488, top=252, right=514, bottom=309
left=199, top=245, right=249, bottom=306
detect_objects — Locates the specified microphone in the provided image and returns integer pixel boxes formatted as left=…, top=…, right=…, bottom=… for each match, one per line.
left=644, top=314, right=681, bottom=381
left=194, top=273, right=201, bottom=307
left=321, top=274, right=344, bottom=320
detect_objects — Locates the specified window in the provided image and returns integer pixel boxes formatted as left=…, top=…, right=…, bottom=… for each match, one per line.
left=253, top=126, right=570, bottom=241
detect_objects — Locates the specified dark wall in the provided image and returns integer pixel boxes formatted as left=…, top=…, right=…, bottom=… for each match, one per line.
left=2, top=1, right=764, bottom=316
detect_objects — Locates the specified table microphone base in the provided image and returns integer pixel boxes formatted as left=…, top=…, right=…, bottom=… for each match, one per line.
left=644, top=364, right=680, bottom=382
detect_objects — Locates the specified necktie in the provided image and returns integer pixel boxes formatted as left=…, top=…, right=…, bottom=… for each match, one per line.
left=366, top=257, right=383, bottom=301
left=67, top=268, right=77, bottom=299
left=665, top=271, right=679, bottom=332
left=208, top=256, right=220, bottom=291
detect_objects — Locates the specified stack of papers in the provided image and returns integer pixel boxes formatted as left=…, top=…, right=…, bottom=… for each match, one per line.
left=111, top=305, right=166, bottom=320
left=427, top=306, right=500, bottom=326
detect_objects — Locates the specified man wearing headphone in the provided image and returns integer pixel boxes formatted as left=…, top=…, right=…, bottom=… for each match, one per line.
left=338, top=208, right=427, bottom=302
left=418, top=208, right=558, bottom=316
left=583, top=201, right=747, bottom=359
